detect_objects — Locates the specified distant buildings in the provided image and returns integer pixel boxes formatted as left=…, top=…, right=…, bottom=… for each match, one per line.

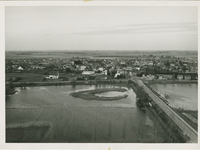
left=177, top=75, right=183, bottom=80
left=82, top=71, right=95, bottom=75
left=5, top=53, right=198, bottom=82
left=157, top=74, right=173, bottom=80
left=46, top=72, right=59, bottom=79
left=184, top=74, right=191, bottom=80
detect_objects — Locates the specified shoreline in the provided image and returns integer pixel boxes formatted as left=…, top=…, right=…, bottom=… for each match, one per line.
left=146, top=80, right=198, bottom=84
left=6, top=80, right=128, bottom=87
left=71, top=88, right=128, bottom=101
left=7, top=79, right=198, bottom=86
left=5, top=80, right=129, bottom=96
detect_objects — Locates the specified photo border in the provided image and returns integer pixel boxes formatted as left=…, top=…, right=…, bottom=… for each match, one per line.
left=1, top=1, right=200, bottom=149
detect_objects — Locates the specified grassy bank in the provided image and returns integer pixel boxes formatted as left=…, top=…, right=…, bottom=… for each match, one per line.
left=149, top=101, right=188, bottom=143
left=172, top=108, right=198, bottom=131
left=6, top=73, right=45, bottom=82
left=71, top=88, right=128, bottom=101
left=143, top=81, right=198, bottom=132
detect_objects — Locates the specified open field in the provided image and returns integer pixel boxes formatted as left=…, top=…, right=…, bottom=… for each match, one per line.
left=6, top=51, right=93, bottom=59
left=6, top=73, right=45, bottom=82
left=6, top=50, right=198, bottom=60
left=6, top=72, right=82, bottom=83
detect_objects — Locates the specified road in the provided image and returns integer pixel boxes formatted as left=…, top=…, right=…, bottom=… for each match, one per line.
left=137, top=79, right=197, bottom=143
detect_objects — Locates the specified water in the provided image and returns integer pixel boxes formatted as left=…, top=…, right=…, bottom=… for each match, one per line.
left=150, top=83, right=198, bottom=110
left=6, top=85, right=170, bottom=143
left=95, top=91, right=128, bottom=97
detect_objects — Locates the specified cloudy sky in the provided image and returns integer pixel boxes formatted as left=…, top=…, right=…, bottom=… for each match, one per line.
left=5, top=6, right=197, bottom=51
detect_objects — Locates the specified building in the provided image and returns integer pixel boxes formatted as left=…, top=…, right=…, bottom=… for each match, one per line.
left=184, top=74, right=191, bottom=80
left=46, top=72, right=59, bottom=79
left=80, top=65, right=87, bottom=71
left=157, top=74, right=173, bottom=80
left=148, top=61, right=153, bottom=66
left=18, top=66, right=24, bottom=71
left=177, top=74, right=183, bottom=80
left=114, top=72, right=121, bottom=78
left=82, top=71, right=95, bottom=75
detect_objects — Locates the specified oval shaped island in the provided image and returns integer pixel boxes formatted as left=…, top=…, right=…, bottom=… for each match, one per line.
left=71, top=88, right=128, bottom=101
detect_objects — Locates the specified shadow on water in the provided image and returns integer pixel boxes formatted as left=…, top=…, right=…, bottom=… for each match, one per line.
left=71, top=84, right=76, bottom=92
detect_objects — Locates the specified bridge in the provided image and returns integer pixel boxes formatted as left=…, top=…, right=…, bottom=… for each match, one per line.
left=132, top=79, right=198, bottom=143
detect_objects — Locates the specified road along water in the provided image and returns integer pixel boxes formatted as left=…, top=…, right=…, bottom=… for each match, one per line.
left=140, top=81, right=197, bottom=143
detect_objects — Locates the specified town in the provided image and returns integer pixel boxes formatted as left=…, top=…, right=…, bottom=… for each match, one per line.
left=5, top=51, right=198, bottom=143
left=6, top=52, right=198, bottom=83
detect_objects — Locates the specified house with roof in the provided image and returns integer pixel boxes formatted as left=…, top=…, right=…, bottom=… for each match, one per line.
left=177, top=74, right=183, bottom=80
left=184, top=74, right=191, bottom=80
left=157, top=74, right=173, bottom=80
left=82, top=71, right=95, bottom=75
left=18, top=66, right=24, bottom=71
left=46, top=72, right=59, bottom=79
left=148, top=61, right=153, bottom=66
left=80, top=65, right=87, bottom=71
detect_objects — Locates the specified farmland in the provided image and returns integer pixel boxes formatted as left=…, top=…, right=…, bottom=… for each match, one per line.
left=6, top=50, right=198, bottom=60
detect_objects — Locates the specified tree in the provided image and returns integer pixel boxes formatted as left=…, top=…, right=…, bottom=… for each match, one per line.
left=136, top=86, right=150, bottom=108
left=165, top=60, right=170, bottom=67
left=71, top=77, right=77, bottom=87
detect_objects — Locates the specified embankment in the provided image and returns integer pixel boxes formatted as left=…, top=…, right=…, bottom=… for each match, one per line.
left=128, top=81, right=189, bottom=143
left=148, top=101, right=188, bottom=143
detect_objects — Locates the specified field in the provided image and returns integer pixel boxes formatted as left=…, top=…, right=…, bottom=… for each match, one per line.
left=6, top=73, right=45, bottom=82
left=5, top=50, right=198, bottom=60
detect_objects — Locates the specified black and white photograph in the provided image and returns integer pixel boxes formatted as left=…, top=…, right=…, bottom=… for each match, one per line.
left=3, top=2, right=199, bottom=148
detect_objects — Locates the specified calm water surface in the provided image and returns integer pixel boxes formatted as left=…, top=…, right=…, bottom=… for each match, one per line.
left=150, top=83, right=198, bottom=110
left=6, top=85, right=170, bottom=143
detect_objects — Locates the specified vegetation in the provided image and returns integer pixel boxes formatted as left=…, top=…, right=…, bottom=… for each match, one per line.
left=135, top=86, right=151, bottom=108
left=172, top=108, right=198, bottom=131
left=6, top=73, right=44, bottom=82
left=71, top=78, right=77, bottom=86
left=71, top=88, right=128, bottom=101
left=6, top=82, right=16, bottom=95
left=128, top=80, right=190, bottom=142
left=150, top=101, right=188, bottom=143
left=128, top=80, right=151, bottom=108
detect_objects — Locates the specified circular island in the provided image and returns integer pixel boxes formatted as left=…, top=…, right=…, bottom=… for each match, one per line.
left=71, top=88, right=128, bottom=101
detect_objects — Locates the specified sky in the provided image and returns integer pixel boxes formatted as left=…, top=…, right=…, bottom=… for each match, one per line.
left=5, top=6, right=198, bottom=51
